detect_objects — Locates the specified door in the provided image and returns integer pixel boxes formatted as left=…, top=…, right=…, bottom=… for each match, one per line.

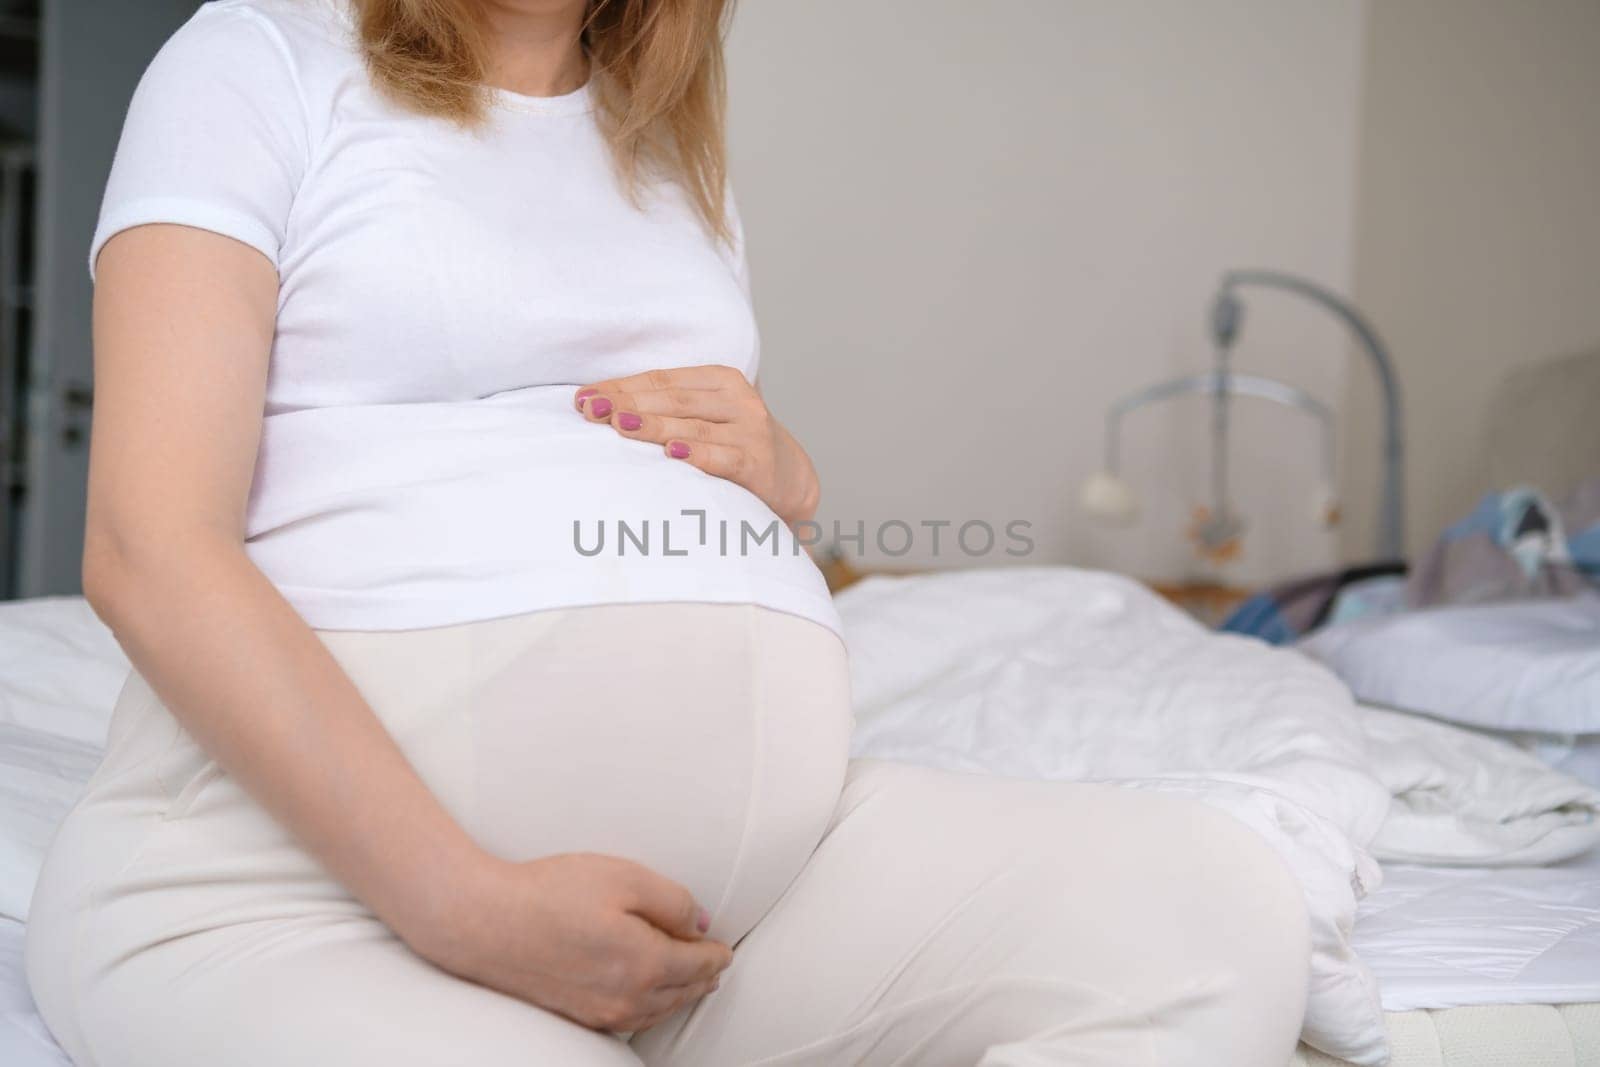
left=18, top=0, right=197, bottom=596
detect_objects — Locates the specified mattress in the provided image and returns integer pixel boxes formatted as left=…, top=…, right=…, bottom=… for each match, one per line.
left=1291, top=1004, right=1600, bottom=1066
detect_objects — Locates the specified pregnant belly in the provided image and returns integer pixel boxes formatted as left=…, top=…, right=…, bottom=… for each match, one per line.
left=243, top=386, right=837, bottom=633
left=428, top=602, right=854, bottom=943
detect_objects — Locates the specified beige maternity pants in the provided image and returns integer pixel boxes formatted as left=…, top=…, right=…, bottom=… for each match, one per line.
left=27, top=603, right=1309, bottom=1067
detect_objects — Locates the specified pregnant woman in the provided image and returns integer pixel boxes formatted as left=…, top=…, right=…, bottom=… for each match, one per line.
left=25, top=1, right=1310, bottom=1064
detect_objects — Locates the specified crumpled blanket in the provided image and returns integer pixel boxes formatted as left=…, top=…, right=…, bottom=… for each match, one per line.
left=1364, top=704, right=1600, bottom=866
left=838, top=566, right=1600, bottom=1066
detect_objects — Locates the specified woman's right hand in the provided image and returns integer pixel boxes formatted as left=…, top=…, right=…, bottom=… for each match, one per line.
left=409, top=851, right=734, bottom=1033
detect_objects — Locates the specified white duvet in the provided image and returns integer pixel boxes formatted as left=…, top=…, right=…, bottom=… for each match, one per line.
left=836, top=568, right=1600, bottom=1067
left=4, top=578, right=1600, bottom=1067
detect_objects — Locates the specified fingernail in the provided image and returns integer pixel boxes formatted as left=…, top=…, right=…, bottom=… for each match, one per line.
left=618, top=412, right=642, bottom=432
left=669, top=441, right=691, bottom=459
left=574, top=387, right=597, bottom=409
left=589, top=397, right=613, bottom=419
left=696, top=907, right=711, bottom=933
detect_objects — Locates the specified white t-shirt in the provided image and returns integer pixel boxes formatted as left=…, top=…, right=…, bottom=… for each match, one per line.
left=94, top=0, right=839, bottom=636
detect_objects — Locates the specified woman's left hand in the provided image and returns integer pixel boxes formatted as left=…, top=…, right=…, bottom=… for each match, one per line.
left=575, top=366, right=820, bottom=527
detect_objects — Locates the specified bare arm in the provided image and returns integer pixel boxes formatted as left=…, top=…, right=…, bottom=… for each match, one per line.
left=86, top=224, right=481, bottom=942
left=85, top=225, right=729, bottom=1032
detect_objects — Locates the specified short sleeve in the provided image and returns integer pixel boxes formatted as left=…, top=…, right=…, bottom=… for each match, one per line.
left=89, top=3, right=310, bottom=279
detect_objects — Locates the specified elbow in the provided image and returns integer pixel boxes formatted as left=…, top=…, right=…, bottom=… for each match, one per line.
left=81, top=516, right=235, bottom=628
left=81, top=524, right=137, bottom=625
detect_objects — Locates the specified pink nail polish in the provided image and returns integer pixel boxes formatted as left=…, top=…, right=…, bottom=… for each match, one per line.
left=669, top=441, right=691, bottom=459
left=618, top=412, right=642, bottom=431
left=590, top=397, right=613, bottom=419
left=697, top=908, right=711, bottom=933
left=575, top=387, right=597, bottom=409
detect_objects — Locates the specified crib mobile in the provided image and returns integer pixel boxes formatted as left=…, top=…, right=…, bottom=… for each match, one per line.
left=1080, top=269, right=1406, bottom=566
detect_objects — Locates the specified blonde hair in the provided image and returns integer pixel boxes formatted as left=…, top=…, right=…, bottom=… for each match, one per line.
left=351, top=0, right=734, bottom=239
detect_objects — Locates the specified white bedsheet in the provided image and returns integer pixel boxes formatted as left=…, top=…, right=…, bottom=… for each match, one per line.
left=1356, top=846, right=1600, bottom=1013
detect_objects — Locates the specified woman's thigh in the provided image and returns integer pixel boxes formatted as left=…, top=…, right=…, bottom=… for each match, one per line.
left=76, top=914, right=643, bottom=1067
left=632, top=760, right=1311, bottom=1067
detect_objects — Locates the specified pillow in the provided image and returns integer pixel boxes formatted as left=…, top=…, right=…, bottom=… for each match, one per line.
left=1300, top=595, right=1600, bottom=736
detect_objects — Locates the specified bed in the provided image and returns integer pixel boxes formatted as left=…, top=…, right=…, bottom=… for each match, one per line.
left=5, top=578, right=1599, bottom=1067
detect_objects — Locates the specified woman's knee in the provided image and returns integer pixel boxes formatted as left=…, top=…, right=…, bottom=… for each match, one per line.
left=1157, top=796, right=1312, bottom=1049
left=862, top=770, right=1312, bottom=997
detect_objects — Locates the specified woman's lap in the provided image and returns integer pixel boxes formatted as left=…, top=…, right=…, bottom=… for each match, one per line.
left=27, top=605, right=1309, bottom=1066
left=74, top=915, right=641, bottom=1067
left=41, top=759, right=1308, bottom=1067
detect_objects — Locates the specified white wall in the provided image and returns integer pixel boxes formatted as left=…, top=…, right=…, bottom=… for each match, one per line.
left=1343, top=0, right=1600, bottom=559
left=727, top=0, right=1369, bottom=584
